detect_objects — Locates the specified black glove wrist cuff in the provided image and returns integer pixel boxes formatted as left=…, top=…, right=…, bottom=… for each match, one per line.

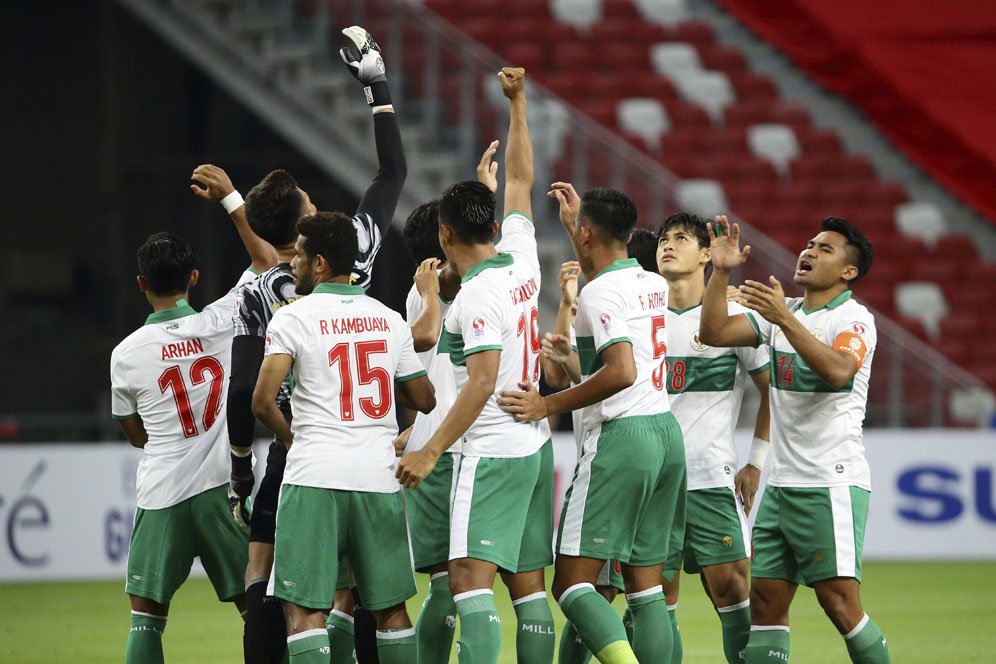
left=231, top=451, right=252, bottom=476
left=363, top=81, right=392, bottom=107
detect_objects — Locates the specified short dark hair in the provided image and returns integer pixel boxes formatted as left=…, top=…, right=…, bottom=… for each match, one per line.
left=136, top=232, right=196, bottom=296
left=627, top=227, right=659, bottom=273
left=659, top=211, right=710, bottom=249
left=438, top=181, right=496, bottom=245
left=579, top=188, right=638, bottom=243
left=821, top=216, right=873, bottom=284
left=244, top=169, right=304, bottom=248
left=403, top=200, right=444, bottom=263
left=297, top=212, right=358, bottom=277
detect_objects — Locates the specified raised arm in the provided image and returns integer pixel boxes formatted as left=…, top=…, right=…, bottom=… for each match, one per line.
left=541, top=262, right=582, bottom=388
left=191, top=164, right=278, bottom=273
left=409, top=258, right=443, bottom=353
left=700, top=215, right=761, bottom=348
left=500, top=67, right=533, bottom=219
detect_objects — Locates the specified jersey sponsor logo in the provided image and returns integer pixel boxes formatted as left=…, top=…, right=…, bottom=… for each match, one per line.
left=318, top=316, right=390, bottom=336
left=480, top=538, right=494, bottom=546
left=510, top=277, right=538, bottom=305
left=522, top=624, right=555, bottom=634
left=851, top=322, right=867, bottom=336
left=600, top=313, right=612, bottom=333
left=472, top=317, right=486, bottom=338
left=160, top=338, right=204, bottom=361
left=690, top=333, right=709, bottom=352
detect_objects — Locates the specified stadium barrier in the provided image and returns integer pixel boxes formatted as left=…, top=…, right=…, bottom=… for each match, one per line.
left=1, top=431, right=993, bottom=582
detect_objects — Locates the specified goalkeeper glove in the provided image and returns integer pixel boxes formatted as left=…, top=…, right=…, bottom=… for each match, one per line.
left=340, top=25, right=392, bottom=107
left=229, top=450, right=254, bottom=528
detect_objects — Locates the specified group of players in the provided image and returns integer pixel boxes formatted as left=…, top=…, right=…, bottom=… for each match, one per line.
left=110, top=26, right=891, bottom=664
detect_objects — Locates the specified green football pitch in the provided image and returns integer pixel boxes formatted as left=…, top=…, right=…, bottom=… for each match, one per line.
left=2, top=562, right=994, bottom=662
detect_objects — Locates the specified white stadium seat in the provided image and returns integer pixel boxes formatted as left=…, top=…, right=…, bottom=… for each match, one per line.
left=675, top=179, right=729, bottom=217
left=895, top=201, right=947, bottom=246
left=747, top=123, right=800, bottom=177
left=551, top=0, right=602, bottom=31
left=617, top=98, right=671, bottom=151
left=635, top=0, right=688, bottom=26
left=895, top=281, right=949, bottom=340
left=673, top=70, right=735, bottom=123
left=650, top=43, right=702, bottom=79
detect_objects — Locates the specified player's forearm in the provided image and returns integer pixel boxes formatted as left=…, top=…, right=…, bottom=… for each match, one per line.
left=505, top=96, right=534, bottom=196
left=227, top=336, right=265, bottom=449
left=230, top=206, right=278, bottom=273
left=410, top=295, right=442, bottom=353
left=355, top=111, right=407, bottom=231
left=779, top=318, right=856, bottom=388
left=552, top=303, right=582, bottom=384
left=423, top=380, right=492, bottom=457
left=541, top=356, right=571, bottom=390
left=118, top=418, right=148, bottom=449
left=700, top=268, right=735, bottom=346
left=252, top=399, right=293, bottom=447
left=752, top=387, right=771, bottom=442
left=544, top=362, right=634, bottom=416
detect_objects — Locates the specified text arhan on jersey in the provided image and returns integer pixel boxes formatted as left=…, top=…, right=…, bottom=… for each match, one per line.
left=161, top=338, right=204, bottom=360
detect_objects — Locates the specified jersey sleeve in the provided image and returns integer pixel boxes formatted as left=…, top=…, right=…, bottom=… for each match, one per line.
left=455, top=285, right=505, bottom=357
left=204, top=269, right=258, bottom=330
left=743, top=311, right=773, bottom=348
left=577, top=284, right=631, bottom=355
left=830, top=306, right=876, bottom=370
left=495, top=211, right=539, bottom=274
left=395, top=324, right=427, bottom=382
left=109, top=349, right=138, bottom=420
left=351, top=212, right=384, bottom=292
left=404, top=284, right=421, bottom=323
left=729, top=302, right=770, bottom=373
left=264, top=309, right=299, bottom=358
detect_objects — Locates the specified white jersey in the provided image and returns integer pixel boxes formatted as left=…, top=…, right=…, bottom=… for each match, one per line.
left=574, top=259, right=672, bottom=431
left=438, top=212, right=550, bottom=458
left=110, top=269, right=257, bottom=510
left=745, top=290, right=875, bottom=489
left=667, top=302, right=769, bottom=490
left=404, top=283, right=459, bottom=453
left=265, top=282, right=427, bottom=493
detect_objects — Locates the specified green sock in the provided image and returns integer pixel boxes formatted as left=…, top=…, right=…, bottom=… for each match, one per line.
left=717, top=600, right=751, bottom=664
left=416, top=572, right=457, bottom=664
left=558, top=584, right=635, bottom=663
left=744, top=626, right=790, bottom=663
left=326, top=609, right=356, bottom=663
left=125, top=611, right=167, bottom=664
left=668, top=604, right=683, bottom=663
left=626, top=586, right=673, bottom=663
left=513, top=592, right=556, bottom=664
left=844, top=614, right=890, bottom=663
left=287, top=628, right=332, bottom=664
left=376, top=627, right=417, bottom=664
left=557, top=621, right=592, bottom=664
left=454, top=589, right=502, bottom=664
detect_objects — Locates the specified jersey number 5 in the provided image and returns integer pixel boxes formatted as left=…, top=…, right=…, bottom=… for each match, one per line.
left=158, top=357, right=225, bottom=439
left=651, top=315, right=668, bottom=391
left=328, top=340, right=392, bottom=420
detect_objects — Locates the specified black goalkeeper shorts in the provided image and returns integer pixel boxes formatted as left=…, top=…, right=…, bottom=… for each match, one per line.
left=249, top=439, right=288, bottom=544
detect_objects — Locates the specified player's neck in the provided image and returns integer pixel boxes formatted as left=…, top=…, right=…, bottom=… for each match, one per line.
left=451, top=244, right=498, bottom=278
left=586, top=247, right=628, bottom=280
left=666, top=272, right=705, bottom=311
left=315, top=274, right=352, bottom=286
left=148, top=292, right=189, bottom=313
left=276, top=248, right=295, bottom=264
left=803, top=283, right=850, bottom=311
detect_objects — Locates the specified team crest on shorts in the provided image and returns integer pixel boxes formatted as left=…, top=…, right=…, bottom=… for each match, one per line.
left=723, top=536, right=733, bottom=548
left=691, top=333, right=709, bottom=352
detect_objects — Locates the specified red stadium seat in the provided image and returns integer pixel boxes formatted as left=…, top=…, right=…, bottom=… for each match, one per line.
left=663, top=100, right=711, bottom=128
left=935, top=235, right=978, bottom=264
left=795, top=127, right=844, bottom=154
left=503, top=43, right=545, bottom=74
left=553, top=43, right=597, bottom=72
left=659, top=127, right=708, bottom=156
left=728, top=72, right=779, bottom=103
left=591, top=18, right=670, bottom=44
left=697, top=45, right=748, bottom=72
left=596, top=42, right=652, bottom=72
left=675, top=21, right=716, bottom=46
left=602, top=0, right=641, bottom=19
left=768, top=103, right=812, bottom=130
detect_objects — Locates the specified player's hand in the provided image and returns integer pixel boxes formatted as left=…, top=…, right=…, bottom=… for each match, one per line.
left=708, top=215, right=751, bottom=273
left=727, top=284, right=748, bottom=306
left=393, top=426, right=413, bottom=457
left=541, top=333, right=573, bottom=367
left=740, top=276, right=790, bottom=326
left=734, top=464, right=762, bottom=515
left=396, top=448, right=440, bottom=489
left=414, top=258, right=441, bottom=298
left=558, top=261, right=580, bottom=307
left=477, top=140, right=500, bottom=193
left=340, top=26, right=387, bottom=85
left=497, top=381, right=548, bottom=422
left=190, top=164, right=236, bottom=201
left=548, top=182, right=581, bottom=234
left=498, top=67, right=526, bottom=100
left=229, top=450, right=254, bottom=528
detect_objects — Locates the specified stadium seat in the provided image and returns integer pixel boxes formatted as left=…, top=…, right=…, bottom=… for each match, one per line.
left=550, top=0, right=601, bottom=30
left=503, top=43, right=545, bottom=74
left=727, top=71, right=779, bottom=103
left=675, top=179, right=729, bottom=217
left=596, top=42, right=651, bottom=72
left=672, top=70, right=735, bottom=123
left=650, top=43, right=702, bottom=78
left=935, top=234, right=978, bottom=264
left=747, top=124, right=800, bottom=177
left=697, top=45, right=748, bottom=73
left=895, top=201, right=947, bottom=246
left=591, top=18, right=670, bottom=44
left=553, top=43, right=597, bottom=72
left=617, top=98, right=671, bottom=151
left=794, top=127, right=843, bottom=155
left=895, top=281, right=949, bottom=340
left=675, top=20, right=715, bottom=46
left=634, top=0, right=688, bottom=26
left=940, top=312, right=980, bottom=340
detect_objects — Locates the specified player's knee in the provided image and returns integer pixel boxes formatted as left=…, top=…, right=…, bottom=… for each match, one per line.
left=372, top=603, right=411, bottom=630
left=332, top=588, right=356, bottom=616
left=748, top=583, right=787, bottom=624
left=130, top=594, right=169, bottom=617
left=815, top=585, right=862, bottom=631
left=709, top=565, right=749, bottom=606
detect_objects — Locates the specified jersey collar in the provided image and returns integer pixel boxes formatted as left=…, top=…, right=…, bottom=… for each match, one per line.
left=668, top=303, right=702, bottom=315
left=145, top=299, right=196, bottom=325
left=593, top=257, right=639, bottom=280
left=461, top=253, right=514, bottom=283
left=802, top=289, right=852, bottom=315
left=313, top=282, right=365, bottom=295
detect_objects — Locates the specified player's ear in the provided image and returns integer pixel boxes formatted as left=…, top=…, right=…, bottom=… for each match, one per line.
left=188, top=269, right=200, bottom=289
left=841, top=264, right=858, bottom=283
left=136, top=275, right=148, bottom=294
left=701, top=246, right=712, bottom=266
left=489, top=220, right=499, bottom=240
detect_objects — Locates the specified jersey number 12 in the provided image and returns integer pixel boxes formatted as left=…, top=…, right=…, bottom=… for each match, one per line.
left=158, top=357, right=225, bottom=439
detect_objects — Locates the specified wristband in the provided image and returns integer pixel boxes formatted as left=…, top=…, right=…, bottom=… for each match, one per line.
left=363, top=81, right=392, bottom=107
left=220, top=190, right=244, bottom=214
left=747, top=437, right=770, bottom=468
left=231, top=446, right=252, bottom=458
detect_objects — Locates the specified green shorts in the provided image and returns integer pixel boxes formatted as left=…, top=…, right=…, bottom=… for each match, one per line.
left=597, top=559, right=625, bottom=592
left=752, top=485, right=869, bottom=586
left=272, top=484, right=417, bottom=611
left=449, top=439, right=554, bottom=573
left=558, top=413, right=686, bottom=566
left=664, top=487, right=749, bottom=574
left=126, top=484, right=248, bottom=605
left=405, top=452, right=458, bottom=572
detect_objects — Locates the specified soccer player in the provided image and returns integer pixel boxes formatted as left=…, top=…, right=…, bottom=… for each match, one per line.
left=656, top=212, right=771, bottom=663
left=224, top=25, right=407, bottom=664
left=251, top=212, right=435, bottom=664
left=499, top=182, right=686, bottom=664
left=110, top=165, right=277, bottom=664
left=396, top=67, right=557, bottom=664
left=626, top=227, right=659, bottom=273
left=699, top=215, right=890, bottom=663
